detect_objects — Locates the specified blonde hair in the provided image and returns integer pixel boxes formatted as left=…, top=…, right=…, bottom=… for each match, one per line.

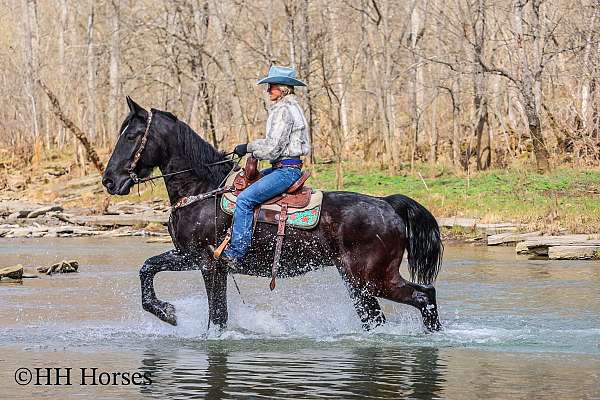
left=275, top=84, right=295, bottom=97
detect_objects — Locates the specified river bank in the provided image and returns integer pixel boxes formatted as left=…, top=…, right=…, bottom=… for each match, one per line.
left=1, top=161, right=599, bottom=258
left=2, top=197, right=599, bottom=260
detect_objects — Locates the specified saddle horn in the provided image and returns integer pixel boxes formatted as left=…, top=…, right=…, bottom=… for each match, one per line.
left=244, top=155, right=260, bottom=181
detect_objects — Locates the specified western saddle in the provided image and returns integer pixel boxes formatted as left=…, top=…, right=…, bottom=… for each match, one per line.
left=214, top=156, right=314, bottom=290
left=232, top=156, right=312, bottom=206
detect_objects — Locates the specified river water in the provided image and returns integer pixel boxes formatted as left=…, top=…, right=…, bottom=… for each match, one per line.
left=0, top=238, right=598, bottom=399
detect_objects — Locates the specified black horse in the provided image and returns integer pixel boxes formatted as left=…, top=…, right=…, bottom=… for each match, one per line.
left=102, top=97, right=444, bottom=332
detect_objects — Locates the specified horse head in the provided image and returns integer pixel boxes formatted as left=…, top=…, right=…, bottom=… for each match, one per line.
left=102, top=96, right=163, bottom=195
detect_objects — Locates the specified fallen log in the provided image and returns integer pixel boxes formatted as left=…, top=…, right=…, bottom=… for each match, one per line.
left=437, top=217, right=478, bottom=228
left=37, top=260, right=78, bottom=275
left=73, top=213, right=169, bottom=227
left=0, top=265, right=23, bottom=281
left=38, top=79, right=104, bottom=174
left=146, top=237, right=172, bottom=243
left=27, top=205, right=64, bottom=218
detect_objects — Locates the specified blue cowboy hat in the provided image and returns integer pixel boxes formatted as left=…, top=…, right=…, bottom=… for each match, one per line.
left=257, top=65, right=306, bottom=87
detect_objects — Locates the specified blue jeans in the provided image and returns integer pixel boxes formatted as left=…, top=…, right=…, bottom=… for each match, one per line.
left=223, top=166, right=302, bottom=261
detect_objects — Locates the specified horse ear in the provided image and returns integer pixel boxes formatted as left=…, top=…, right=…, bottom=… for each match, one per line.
left=126, top=96, right=145, bottom=115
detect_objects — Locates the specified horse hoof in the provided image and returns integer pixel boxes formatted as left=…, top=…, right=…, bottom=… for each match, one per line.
left=143, top=300, right=178, bottom=326
left=160, top=303, right=178, bottom=326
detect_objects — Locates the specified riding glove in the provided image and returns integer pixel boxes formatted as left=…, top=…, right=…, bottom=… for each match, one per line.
left=234, top=143, right=248, bottom=157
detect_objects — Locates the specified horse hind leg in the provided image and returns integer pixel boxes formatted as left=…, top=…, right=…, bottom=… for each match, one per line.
left=382, top=279, right=441, bottom=332
left=412, top=283, right=441, bottom=332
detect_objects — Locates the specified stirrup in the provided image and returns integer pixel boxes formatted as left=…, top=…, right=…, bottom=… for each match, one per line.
left=208, top=244, right=240, bottom=272
left=220, top=254, right=242, bottom=272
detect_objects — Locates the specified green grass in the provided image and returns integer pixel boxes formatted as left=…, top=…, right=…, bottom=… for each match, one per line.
left=308, top=163, right=600, bottom=233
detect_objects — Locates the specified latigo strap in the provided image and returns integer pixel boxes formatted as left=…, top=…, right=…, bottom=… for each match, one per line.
left=270, top=203, right=288, bottom=290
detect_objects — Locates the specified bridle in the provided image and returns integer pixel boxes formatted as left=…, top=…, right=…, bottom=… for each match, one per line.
left=126, top=109, right=156, bottom=184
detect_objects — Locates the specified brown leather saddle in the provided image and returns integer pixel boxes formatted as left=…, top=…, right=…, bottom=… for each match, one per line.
left=232, top=155, right=312, bottom=208
left=214, top=155, right=314, bottom=291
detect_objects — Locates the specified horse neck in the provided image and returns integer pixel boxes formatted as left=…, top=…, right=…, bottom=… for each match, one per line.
left=157, top=119, right=229, bottom=205
left=159, top=165, right=211, bottom=205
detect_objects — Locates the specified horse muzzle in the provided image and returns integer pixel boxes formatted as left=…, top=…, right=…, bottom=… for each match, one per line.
left=102, top=175, right=133, bottom=195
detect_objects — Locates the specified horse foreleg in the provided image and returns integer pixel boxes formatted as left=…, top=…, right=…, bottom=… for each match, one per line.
left=140, top=250, right=203, bottom=326
left=337, top=268, right=386, bottom=331
left=201, top=268, right=228, bottom=330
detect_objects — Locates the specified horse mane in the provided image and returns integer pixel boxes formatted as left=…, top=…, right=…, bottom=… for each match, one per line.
left=156, top=110, right=234, bottom=187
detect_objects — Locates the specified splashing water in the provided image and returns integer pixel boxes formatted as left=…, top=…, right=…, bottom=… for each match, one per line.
left=1, top=238, right=598, bottom=399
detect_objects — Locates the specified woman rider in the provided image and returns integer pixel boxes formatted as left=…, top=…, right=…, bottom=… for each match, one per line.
left=221, top=66, right=311, bottom=269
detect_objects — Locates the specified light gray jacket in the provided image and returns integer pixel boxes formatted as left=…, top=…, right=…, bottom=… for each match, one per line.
left=247, top=95, right=311, bottom=162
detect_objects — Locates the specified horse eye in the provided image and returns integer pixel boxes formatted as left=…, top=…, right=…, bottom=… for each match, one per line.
left=126, top=133, right=137, bottom=141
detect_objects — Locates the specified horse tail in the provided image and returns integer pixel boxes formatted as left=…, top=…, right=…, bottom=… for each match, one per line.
left=382, top=194, right=443, bottom=285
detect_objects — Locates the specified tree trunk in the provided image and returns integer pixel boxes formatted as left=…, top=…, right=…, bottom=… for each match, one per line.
left=325, top=2, right=348, bottom=189
left=189, top=1, right=217, bottom=147
left=107, top=0, right=121, bottom=143
left=284, top=1, right=297, bottom=68
left=265, top=0, right=275, bottom=63
left=380, top=0, right=399, bottom=171
left=23, top=0, right=39, bottom=140
left=473, top=0, right=490, bottom=170
left=409, top=0, right=425, bottom=169
left=429, top=89, right=438, bottom=163
left=450, top=82, right=461, bottom=167
left=359, top=6, right=375, bottom=163
left=86, top=3, right=96, bottom=143
left=513, top=0, right=550, bottom=171
left=581, top=5, right=598, bottom=134
left=300, top=0, right=315, bottom=163
left=57, top=0, right=67, bottom=149
left=212, top=1, right=249, bottom=143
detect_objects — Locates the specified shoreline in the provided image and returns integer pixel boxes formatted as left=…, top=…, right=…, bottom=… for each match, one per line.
left=2, top=199, right=598, bottom=260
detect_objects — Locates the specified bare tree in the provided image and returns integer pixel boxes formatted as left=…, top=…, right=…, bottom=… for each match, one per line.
left=1, top=0, right=599, bottom=173
left=23, top=0, right=39, bottom=140
left=580, top=0, right=599, bottom=136
left=86, top=2, right=96, bottom=141
left=57, top=0, right=68, bottom=149
left=409, top=0, right=426, bottom=169
left=472, top=0, right=490, bottom=170
left=212, top=0, right=249, bottom=143
left=107, top=0, right=121, bottom=141
left=324, top=2, right=350, bottom=188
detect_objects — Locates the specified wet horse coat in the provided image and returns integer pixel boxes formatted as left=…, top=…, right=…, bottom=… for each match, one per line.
left=102, top=97, right=444, bottom=332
